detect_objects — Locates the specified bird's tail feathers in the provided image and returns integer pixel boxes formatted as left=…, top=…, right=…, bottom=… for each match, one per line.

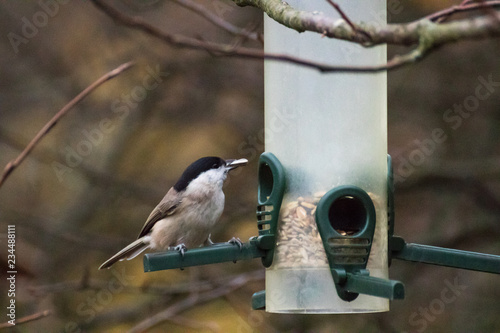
left=99, top=236, right=151, bottom=270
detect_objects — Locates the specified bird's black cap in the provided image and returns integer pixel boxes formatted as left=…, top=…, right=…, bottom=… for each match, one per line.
left=173, top=156, right=226, bottom=192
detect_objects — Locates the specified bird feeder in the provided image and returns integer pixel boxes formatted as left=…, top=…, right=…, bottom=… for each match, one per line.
left=142, top=0, right=500, bottom=316
left=262, top=0, right=391, bottom=313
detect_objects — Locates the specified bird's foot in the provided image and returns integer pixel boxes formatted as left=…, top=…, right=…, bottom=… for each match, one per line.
left=173, top=243, right=187, bottom=257
left=228, top=237, right=243, bottom=250
left=203, top=234, right=215, bottom=246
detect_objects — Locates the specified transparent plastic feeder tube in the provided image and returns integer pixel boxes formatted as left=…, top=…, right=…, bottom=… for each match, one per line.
left=264, top=0, right=388, bottom=313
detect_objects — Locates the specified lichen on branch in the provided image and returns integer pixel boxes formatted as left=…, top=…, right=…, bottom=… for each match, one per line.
left=233, top=0, right=500, bottom=47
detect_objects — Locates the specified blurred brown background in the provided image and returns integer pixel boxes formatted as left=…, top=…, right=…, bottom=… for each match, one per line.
left=0, top=1, right=499, bottom=332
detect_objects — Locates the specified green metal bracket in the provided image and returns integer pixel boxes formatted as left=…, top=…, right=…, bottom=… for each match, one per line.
left=391, top=236, right=500, bottom=274
left=386, top=155, right=500, bottom=274
left=143, top=235, right=273, bottom=272
left=342, top=271, right=405, bottom=300
left=251, top=290, right=266, bottom=310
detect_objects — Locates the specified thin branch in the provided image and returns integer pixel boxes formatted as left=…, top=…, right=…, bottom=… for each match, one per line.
left=29, top=277, right=207, bottom=298
left=127, top=270, right=264, bottom=333
left=0, top=310, right=51, bottom=329
left=89, top=0, right=433, bottom=73
left=427, top=0, right=500, bottom=23
left=229, top=20, right=263, bottom=48
left=172, top=0, right=261, bottom=42
left=477, top=0, right=500, bottom=25
left=91, top=0, right=500, bottom=75
left=233, top=0, right=500, bottom=45
left=431, top=0, right=478, bottom=23
left=29, top=269, right=263, bottom=297
left=90, top=0, right=273, bottom=60
left=396, top=174, right=500, bottom=216
left=0, top=61, right=135, bottom=188
left=168, top=315, right=220, bottom=332
left=0, top=130, right=161, bottom=204
left=325, top=0, right=371, bottom=43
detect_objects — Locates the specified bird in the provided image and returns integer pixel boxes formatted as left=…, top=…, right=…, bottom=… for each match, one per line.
left=99, top=156, right=248, bottom=269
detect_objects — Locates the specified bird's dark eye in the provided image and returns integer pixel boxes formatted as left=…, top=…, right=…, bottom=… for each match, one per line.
left=212, top=163, right=218, bottom=168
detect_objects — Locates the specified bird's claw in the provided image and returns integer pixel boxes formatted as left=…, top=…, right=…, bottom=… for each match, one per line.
left=228, top=237, right=243, bottom=250
left=173, top=243, right=187, bottom=257
left=204, top=234, right=215, bottom=246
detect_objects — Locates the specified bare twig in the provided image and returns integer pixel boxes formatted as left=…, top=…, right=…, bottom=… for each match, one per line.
left=233, top=0, right=500, bottom=45
left=90, top=0, right=500, bottom=75
left=127, top=270, right=264, bottom=333
left=0, top=310, right=51, bottom=329
left=0, top=130, right=160, bottom=204
left=427, top=0, right=500, bottom=23
left=172, top=0, right=261, bottom=42
left=325, top=0, right=371, bottom=43
left=431, top=0, right=476, bottom=23
left=168, top=315, right=220, bottom=332
left=90, top=0, right=434, bottom=73
left=477, top=0, right=500, bottom=25
left=0, top=61, right=135, bottom=188
left=197, top=19, right=262, bottom=55
left=230, top=20, right=263, bottom=48
left=29, top=269, right=263, bottom=298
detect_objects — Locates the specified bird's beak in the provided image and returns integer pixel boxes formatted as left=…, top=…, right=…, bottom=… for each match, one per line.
left=225, top=158, right=248, bottom=170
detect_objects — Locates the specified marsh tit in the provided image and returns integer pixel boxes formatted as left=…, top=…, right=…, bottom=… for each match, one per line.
left=99, top=156, right=248, bottom=269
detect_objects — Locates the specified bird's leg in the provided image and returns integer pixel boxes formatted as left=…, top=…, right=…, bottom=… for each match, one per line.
left=173, top=243, right=187, bottom=257
left=227, top=237, right=243, bottom=250
left=203, top=234, right=215, bottom=246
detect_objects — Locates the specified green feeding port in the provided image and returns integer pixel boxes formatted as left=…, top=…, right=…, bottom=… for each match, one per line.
left=256, top=152, right=286, bottom=268
left=315, top=185, right=403, bottom=301
left=326, top=193, right=373, bottom=268
left=316, top=186, right=376, bottom=270
left=258, top=158, right=274, bottom=204
left=328, top=195, right=367, bottom=236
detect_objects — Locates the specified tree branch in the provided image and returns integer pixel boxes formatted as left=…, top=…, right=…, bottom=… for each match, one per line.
left=325, top=0, right=372, bottom=42
left=86, top=0, right=428, bottom=72
left=172, top=0, right=261, bottom=42
left=91, top=0, right=500, bottom=75
left=233, top=0, right=500, bottom=45
left=0, top=61, right=135, bottom=189
left=0, top=310, right=51, bottom=329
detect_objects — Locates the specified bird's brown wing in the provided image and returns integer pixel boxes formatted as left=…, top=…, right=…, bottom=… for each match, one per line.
left=137, top=187, right=182, bottom=238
